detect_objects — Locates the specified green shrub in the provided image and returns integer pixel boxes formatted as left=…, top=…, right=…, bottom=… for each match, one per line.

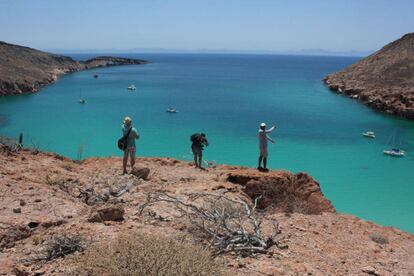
left=370, top=232, right=389, bottom=245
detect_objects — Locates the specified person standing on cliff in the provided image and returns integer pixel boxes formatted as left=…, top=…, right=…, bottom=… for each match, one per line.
left=122, top=116, right=139, bottom=174
left=190, top=133, right=209, bottom=169
left=258, top=122, right=276, bottom=172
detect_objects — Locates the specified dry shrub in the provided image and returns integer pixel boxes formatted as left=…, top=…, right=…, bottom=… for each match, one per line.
left=43, top=235, right=84, bottom=261
left=67, top=232, right=224, bottom=276
left=139, top=193, right=280, bottom=256
left=285, top=195, right=323, bottom=215
left=61, top=162, right=76, bottom=172
left=370, top=232, right=389, bottom=245
left=45, top=174, right=65, bottom=187
left=31, top=235, right=42, bottom=246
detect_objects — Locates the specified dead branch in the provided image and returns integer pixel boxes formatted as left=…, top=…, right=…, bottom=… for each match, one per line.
left=138, top=192, right=281, bottom=256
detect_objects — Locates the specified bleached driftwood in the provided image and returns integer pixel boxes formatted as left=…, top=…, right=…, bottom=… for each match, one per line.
left=111, top=180, right=140, bottom=197
left=138, top=192, right=281, bottom=256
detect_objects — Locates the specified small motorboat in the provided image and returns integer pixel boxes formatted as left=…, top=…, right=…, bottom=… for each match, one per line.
left=166, top=107, right=178, bottom=113
left=93, top=74, right=99, bottom=79
left=383, top=148, right=405, bottom=157
left=362, top=131, right=375, bottom=138
left=127, top=85, right=137, bottom=90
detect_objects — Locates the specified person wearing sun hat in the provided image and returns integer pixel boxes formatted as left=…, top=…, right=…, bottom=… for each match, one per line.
left=122, top=116, right=140, bottom=174
left=258, top=122, right=276, bottom=172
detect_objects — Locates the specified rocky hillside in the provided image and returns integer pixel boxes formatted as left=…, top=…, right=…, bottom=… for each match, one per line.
left=324, top=33, right=414, bottom=119
left=0, top=143, right=413, bottom=275
left=0, top=41, right=147, bottom=96
left=83, top=56, right=147, bottom=69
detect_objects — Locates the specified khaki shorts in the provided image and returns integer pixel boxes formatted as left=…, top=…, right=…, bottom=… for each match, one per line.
left=124, top=147, right=136, bottom=158
left=259, top=147, right=268, bottom=158
left=192, top=145, right=202, bottom=157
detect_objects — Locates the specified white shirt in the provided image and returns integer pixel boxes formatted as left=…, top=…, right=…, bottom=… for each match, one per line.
left=258, top=126, right=275, bottom=149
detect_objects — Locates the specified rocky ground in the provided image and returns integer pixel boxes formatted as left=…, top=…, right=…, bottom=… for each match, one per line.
left=0, top=41, right=147, bottom=96
left=324, top=33, right=414, bottom=120
left=0, top=144, right=413, bottom=275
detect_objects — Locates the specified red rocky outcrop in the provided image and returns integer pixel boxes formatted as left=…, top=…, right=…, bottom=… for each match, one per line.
left=226, top=169, right=335, bottom=214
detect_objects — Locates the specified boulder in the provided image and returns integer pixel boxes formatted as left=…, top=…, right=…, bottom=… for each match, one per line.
left=130, top=166, right=150, bottom=180
left=361, top=266, right=380, bottom=275
left=0, top=225, right=31, bottom=250
left=88, top=206, right=125, bottom=223
left=12, top=266, right=29, bottom=276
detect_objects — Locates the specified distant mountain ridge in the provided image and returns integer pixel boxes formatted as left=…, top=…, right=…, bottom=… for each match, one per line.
left=0, top=41, right=148, bottom=96
left=47, top=47, right=372, bottom=57
left=324, top=33, right=414, bottom=119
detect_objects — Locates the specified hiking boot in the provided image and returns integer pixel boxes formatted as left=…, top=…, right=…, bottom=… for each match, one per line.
left=257, top=166, right=264, bottom=171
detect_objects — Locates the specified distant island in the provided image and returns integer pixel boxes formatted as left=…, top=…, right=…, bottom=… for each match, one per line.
left=324, top=33, right=414, bottom=120
left=0, top=41, right=148, bottom=96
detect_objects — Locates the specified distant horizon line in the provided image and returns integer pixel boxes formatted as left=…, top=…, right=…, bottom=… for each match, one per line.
left=44, top=47, right=374, bottom=57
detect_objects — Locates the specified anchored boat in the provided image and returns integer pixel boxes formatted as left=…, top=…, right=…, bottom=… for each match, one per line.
left=166, top=107, right=178, bottom=113
left=78, top=89, right=86, bottom=104
left=383, top=148, right=405, bottom=157
left=127, top=85, right=137, bottom=90
left=362, top=131, right=375, bottom=138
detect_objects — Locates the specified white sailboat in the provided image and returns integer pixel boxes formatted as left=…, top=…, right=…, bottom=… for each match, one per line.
left=79, top=89, right=86, bottom=104
left=166, top=91, right=178, bottom=113
left=383, top=131, right=406, bottom=157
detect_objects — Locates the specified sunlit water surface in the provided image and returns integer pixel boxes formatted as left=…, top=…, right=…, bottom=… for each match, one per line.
left=1, top=54, right=413, bottom=232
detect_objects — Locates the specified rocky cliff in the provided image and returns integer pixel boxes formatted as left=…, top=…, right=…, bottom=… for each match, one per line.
left=0, top=144, right=413, bottom=275
left=324, top=33, right=414, bottom=119
left=0, top=41, right=147, bottom=96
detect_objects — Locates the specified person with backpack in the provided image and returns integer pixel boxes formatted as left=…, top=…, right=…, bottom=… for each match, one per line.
left=120, top=116, right=139, bottom=174
left=258, top=122, right=276, bottom=172
left=190, top=133, right=209, bottom=169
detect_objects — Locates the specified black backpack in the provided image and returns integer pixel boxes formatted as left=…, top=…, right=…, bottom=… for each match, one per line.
left=190, top=133, right=201, bottom=143
left=118, top=127, right=132, bottom=151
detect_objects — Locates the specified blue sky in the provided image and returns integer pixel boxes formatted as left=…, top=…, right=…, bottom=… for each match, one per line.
left=0, top=0, right=413, bottom=52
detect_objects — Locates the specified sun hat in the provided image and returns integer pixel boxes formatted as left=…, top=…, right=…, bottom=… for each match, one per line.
left=124, top=116, right=132, bottom=125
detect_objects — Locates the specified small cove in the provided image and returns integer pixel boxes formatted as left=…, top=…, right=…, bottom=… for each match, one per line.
left=1, top=53, right=413, bottom=233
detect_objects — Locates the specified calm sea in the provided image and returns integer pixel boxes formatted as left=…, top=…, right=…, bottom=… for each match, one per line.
left=1, top=53, right=413, bottom=233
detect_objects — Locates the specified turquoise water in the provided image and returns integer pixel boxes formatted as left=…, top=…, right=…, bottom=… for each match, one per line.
left=1, top=54, right=413, bottom=233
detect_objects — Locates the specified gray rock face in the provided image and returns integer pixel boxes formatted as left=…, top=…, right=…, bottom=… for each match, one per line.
left=324, top=33, right=414, bottom=120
